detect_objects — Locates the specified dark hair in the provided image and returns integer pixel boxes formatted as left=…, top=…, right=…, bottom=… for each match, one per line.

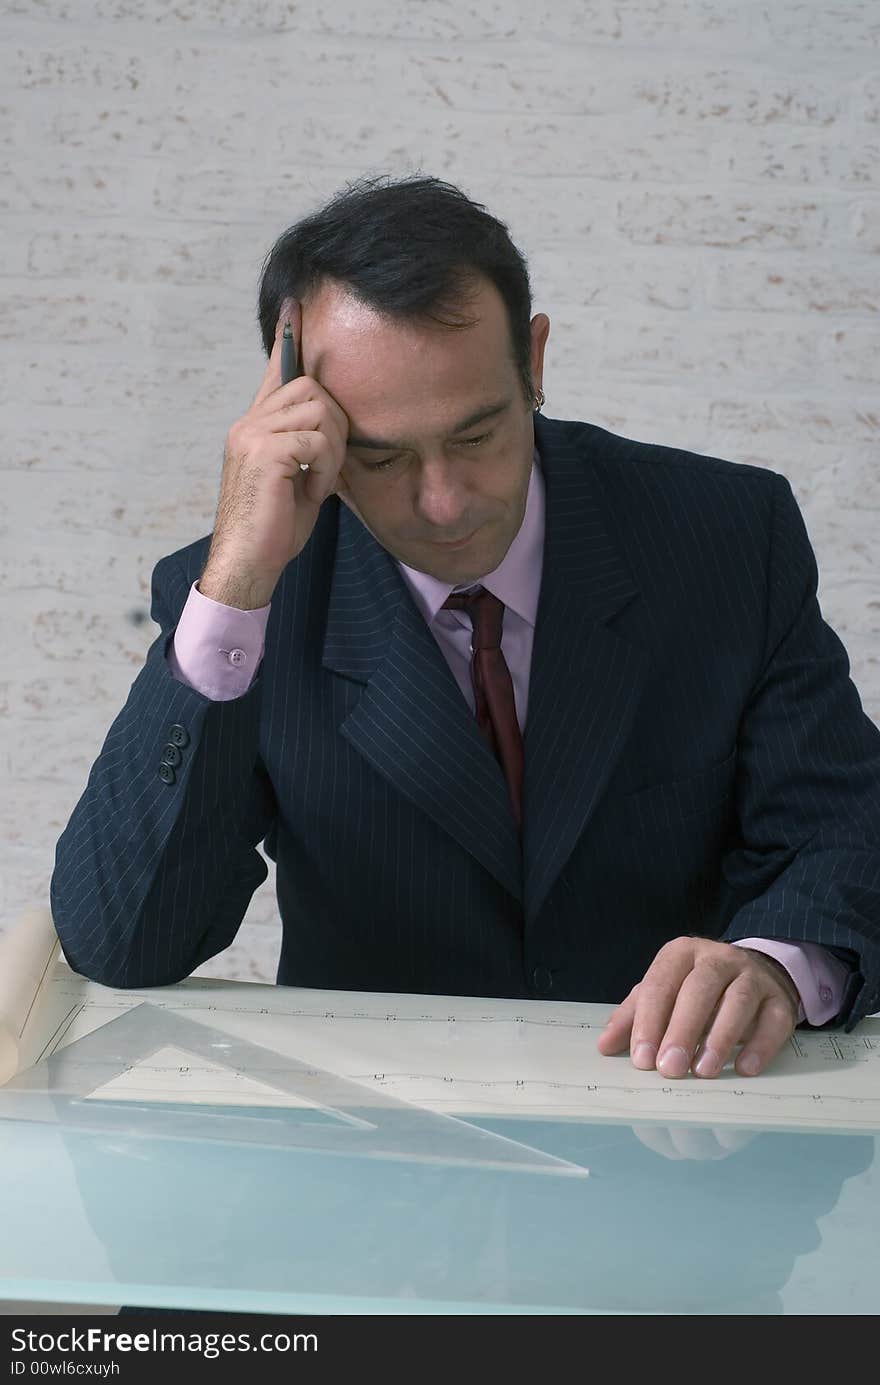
left=257, top=173, right=536, bottom=405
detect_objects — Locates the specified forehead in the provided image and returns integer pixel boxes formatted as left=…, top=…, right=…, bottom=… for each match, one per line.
left=304, top=277, right=515, bottom=420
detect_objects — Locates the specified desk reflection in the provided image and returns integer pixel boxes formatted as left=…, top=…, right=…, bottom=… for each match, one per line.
left=31, top=1103, right=873, bottom=1314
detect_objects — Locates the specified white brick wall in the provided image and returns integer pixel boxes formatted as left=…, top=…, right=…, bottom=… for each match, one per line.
left=2, top=0, right=878, bottom=982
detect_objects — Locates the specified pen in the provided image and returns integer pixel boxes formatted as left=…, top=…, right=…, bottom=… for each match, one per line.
left=281, top=317, right=309, bottom=471
left=281, top=319, right=300, bottom=386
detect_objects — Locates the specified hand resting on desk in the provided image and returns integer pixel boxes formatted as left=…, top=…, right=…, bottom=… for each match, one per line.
left=631, top=1125, right=755, bottom=1161
left=597, top=935, right=800, bottom=1081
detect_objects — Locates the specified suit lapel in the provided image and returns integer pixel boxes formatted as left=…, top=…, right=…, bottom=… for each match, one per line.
left=522, top=415, right=646, bottom=921
left=321, top=416, right=647, bottom=920
left=323, top=502, right=523, bottom=903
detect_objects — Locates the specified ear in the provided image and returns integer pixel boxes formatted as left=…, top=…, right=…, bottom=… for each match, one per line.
left=529, top=312, right=550, bottom=395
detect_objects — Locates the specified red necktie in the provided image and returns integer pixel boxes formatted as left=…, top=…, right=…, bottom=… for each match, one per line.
left=442, top=587, right=524, bottom=831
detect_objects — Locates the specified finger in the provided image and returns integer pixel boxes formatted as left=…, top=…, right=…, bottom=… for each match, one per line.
left=265, top=396, right=350, bottom=470
left=249, top=303, right=288, bottom=409
left=690, top=971, right=766, bottom=1078
left=733, top=994, right=795, bottom=1077
left=630, top=1125, right=684, bottom=1160
left=596, top=987, right=638, bottom=1055
left=712, top=1128, right=754, bottom=1155
left=252, top=296, right=298, bottom=409
left=262, top=395, right=345, bottom=464
left=735, top=1007, right=761, bottom=1047
left=265, top=396, right=350, bottom=497
left=626, top=942, right=696, bottom=1071
left=288, top=430, right=344, bottom=508
left=297, top=461, right=341, bottom=508
left=261, top=367, right=351, bottom=456
left=666, top=1126, right=729, bottom=1161
left=653, top=957, right=740, bottom=1079
left=632, top=1124, right=751, bottom=1163
left=255, top=423, right=338, bottom=505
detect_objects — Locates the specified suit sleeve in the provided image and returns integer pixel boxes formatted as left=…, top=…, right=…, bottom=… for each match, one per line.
left=721, top=474, right=880, bottom=1030
left=50, top=552, right=278, bottom=988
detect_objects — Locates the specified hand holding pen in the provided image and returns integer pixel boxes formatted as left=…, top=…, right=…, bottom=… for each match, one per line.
left=198, top=297, right=350, bottom=609
left=281, top=309, right=307, bottom=467
left=281, top=317, right=302, bottom=384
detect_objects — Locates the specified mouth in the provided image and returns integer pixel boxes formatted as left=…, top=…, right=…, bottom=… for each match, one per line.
left=429, top=526, right=480, bottom=550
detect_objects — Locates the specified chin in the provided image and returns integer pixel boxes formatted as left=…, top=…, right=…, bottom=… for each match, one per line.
left=432, top=547, right=498, bottom=584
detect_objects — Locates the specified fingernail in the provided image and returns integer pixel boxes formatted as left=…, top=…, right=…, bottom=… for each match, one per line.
left=656, top=1046, right=689, bottom=1078
left=694, top=1046, right=720, bottom=1078
left=738, top=1050, right=761, bottom=1076
left=632, top=1042, right=657, bottom=1069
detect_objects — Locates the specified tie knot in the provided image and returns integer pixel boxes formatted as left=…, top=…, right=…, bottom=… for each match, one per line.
left=442, top=585, right=504, bottom=651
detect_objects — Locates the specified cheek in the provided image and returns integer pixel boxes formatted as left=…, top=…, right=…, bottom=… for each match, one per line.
left=343, top=485, right=407, bottom=539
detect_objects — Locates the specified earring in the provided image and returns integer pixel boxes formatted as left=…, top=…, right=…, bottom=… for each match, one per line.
left=533, top=387, right=545, bottom=412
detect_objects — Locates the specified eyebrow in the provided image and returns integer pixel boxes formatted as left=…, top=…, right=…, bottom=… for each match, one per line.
left=346, top=399, right=512, bottom=452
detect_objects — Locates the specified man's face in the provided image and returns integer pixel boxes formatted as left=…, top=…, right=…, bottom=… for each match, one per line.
left=301, top=275, right=549, bottom=584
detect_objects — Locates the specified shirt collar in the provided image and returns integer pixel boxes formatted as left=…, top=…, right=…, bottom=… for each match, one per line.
left=395, top=446, right=545, bottom=629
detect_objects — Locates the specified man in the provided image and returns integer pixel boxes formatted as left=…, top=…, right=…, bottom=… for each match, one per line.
left=51, top=174, right=880, bottom=1083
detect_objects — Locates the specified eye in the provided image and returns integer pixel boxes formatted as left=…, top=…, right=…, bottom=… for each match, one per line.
left=363, top=430, right=494, bottom=473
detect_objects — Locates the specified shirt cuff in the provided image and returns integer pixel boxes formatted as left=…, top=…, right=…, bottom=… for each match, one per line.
left=731, top=937, right=850, bottom=1026
left=167, top=580, right=271, bottom=702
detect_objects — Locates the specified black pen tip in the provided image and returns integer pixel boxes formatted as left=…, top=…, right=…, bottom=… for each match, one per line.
left=282, top=320, right=291, bottom=337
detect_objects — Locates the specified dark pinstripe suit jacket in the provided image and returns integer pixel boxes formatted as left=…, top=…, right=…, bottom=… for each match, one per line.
left=51, top=415, right=880, bottom=1029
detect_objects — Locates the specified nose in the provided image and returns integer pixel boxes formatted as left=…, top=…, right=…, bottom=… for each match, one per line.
left=412, top=458, right=471, bottom=535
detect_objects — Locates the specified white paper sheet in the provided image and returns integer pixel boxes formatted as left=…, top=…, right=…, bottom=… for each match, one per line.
left=12, top=961, right=880, bottom=1132
left=0, top=909, right=60, bottom=1085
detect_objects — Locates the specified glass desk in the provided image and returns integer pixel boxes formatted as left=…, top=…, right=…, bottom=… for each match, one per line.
left=0, top=1093, right=876, bottom=1314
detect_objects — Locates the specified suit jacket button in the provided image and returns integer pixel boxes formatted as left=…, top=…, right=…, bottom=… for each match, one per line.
left=160, top=743, right=182, bottom=768
left=158, top=763, right=176, bottom=785
left=532, top=966, right=554, bottom=995
left=169, top=724, right=190, bottom=748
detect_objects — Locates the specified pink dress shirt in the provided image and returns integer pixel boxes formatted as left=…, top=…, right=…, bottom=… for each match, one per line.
left=167, top=449, right=847, bottom=1025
